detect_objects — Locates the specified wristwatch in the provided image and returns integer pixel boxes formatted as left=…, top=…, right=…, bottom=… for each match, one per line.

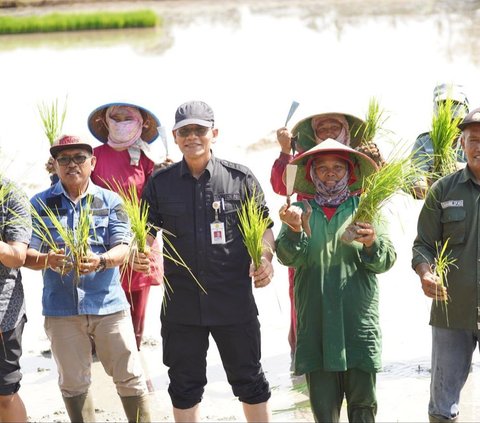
left=95, top=255, right=107, bottom=273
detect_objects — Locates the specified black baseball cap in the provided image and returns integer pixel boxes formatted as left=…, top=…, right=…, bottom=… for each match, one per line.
left=172, top=101, right=214, bottom=130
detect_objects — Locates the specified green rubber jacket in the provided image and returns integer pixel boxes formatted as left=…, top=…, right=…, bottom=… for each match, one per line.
left=275, top=196, right=397, bottom=375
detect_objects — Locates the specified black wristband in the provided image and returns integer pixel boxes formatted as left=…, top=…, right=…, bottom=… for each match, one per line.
left=95, top=255, right=107, bottom=272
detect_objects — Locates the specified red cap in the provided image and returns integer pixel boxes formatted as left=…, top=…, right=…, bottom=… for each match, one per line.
left=50, top=135, right=93, bottom=158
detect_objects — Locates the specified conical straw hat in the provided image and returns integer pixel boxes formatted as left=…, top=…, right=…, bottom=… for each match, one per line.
left=291, top=112, right=366, bottom=153
left=88, top=102, right=160, bottom=144
left=285, top=138, right=378, bottom=196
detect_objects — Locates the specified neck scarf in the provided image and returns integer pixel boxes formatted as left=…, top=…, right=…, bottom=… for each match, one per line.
left=106, top=106, right=144, bottom=150
left=127, top=138, right=151, bottom=166
left=311, top=114, right=350, bottom=145
left=309, top=165, right=351, bottom=207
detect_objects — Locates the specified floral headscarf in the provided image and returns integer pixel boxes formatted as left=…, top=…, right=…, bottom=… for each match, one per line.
left=308, top=154, right=354, bottom=207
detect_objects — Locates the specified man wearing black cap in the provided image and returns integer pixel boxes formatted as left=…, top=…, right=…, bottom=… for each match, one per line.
left=412, top=107, right=480, bottom=422
left=137, top=101, right=274, bottom=422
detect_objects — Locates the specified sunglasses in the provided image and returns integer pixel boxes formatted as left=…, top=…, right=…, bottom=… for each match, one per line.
left=176, top=126, right=211, bottom=137
left=56, top=154, right=91, bottom=166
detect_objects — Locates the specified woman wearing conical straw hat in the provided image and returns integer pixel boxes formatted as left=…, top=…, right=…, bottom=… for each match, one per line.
left=271, top=111, right=366, bottom=359
left=88, top=102, right=167, bottom=351
left=275, top=139, right=397, bottom=423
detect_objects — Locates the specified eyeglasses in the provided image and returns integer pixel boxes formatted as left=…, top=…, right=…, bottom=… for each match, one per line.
left=56, top=155, right=90, bottom=166
left=176, top=126, right=211, bottom=137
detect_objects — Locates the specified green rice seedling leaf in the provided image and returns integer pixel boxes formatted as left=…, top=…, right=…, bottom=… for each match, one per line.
left=32, top=196, right=94, bottom=283
left=432, top=238, right=457, bottom=326
left=358, top=96, right=389, bottom=144
left=237, top=185, right=273, bottom=270
left=430, top=96, right=462, bottom=180
left=351, top=151, right=425, bottom=225
left=37, top=97, right=68, bottom=146
left=103, top=178, right=206, bottom=295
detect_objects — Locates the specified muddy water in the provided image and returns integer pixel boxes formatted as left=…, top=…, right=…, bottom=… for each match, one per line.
left=2, top=1, right=480, bottom=420
left=1, top=0, right=480, bottom=183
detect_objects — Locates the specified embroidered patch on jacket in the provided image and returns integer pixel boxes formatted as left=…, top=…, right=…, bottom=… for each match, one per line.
left=441, top=200, right=464, bottom=208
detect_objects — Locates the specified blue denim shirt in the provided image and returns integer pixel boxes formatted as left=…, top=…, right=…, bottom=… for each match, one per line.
left=29, top=180, right=131, bottom=317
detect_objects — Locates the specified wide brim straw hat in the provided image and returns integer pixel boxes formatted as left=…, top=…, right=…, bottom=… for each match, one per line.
left=285, top=138, right=378, bottom=196
left=87, top=102, right=161, bottom=144
left=291, top=112, right=366, bottom=153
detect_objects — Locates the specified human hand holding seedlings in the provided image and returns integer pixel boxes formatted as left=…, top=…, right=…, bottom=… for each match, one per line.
left=250, top=256, right=274, bottom=288
left=78, top=250, right=103, bottom=274
left=130, top=248, right=151, bottom=275
left=415, top=262, right=448, bottom=301
left=353, top=222, right=377, bottom=249
left=47, top=249, right=73, bottom=275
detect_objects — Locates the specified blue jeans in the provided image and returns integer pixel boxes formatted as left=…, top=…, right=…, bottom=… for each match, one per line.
left=429, top=326, right=478, bottom=421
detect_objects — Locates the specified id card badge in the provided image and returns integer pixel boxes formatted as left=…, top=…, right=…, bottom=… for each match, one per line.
left=210, top=221, right=226, bottom=244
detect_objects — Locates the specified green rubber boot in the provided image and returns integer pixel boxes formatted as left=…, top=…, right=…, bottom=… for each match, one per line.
left=62, top=391, right=96, bottom=422
left=120, top=394, right=151, bottom=423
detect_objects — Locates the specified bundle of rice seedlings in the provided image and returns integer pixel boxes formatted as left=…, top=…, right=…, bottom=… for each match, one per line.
left=429, top=97, right=462, bottom=181
left=31, top=196, right=93, bottom=282
left=355, top=97, right=387, bottom=168
left=237, top=186, right=273, bottom=270
left=341, top=152, right=424, bottom=243
left=106, top=179, right=205, bottom=296
left=37, top=97, right=68, bottom=146
left=431, top=238, right=457, bottom=326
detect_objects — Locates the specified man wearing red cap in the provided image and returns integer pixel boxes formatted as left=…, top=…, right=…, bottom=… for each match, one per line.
left=25, top=135, right=151, bottom=422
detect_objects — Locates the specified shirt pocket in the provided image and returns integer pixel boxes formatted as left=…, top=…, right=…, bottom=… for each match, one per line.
left=219, top=193, right=242, bottom=242
left=90, top=214, right=109, bottom=247
left=41, top=215, right=68, bottom=251
left=440, top=207, right=466, bottom=245
left=158, top=201, right=187, bottom=237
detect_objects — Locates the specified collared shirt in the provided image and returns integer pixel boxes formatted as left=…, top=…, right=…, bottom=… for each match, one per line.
left=29, top=180, right=131, bottom=317
left=142, top=153, right=272, bottom=326
left=0, top=178, right=31, bottom=332
left=412, top=132, right=466, bottom=172
left=412, top=166, right=480, bottom=330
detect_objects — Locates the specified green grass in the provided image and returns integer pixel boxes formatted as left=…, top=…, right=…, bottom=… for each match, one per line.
left=0, top=9, right=158, bottom=35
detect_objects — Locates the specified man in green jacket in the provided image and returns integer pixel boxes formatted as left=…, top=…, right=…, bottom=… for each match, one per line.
left=276, top=139, right=396, bottom=422
left=412, top=107, right=480, bottom=422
